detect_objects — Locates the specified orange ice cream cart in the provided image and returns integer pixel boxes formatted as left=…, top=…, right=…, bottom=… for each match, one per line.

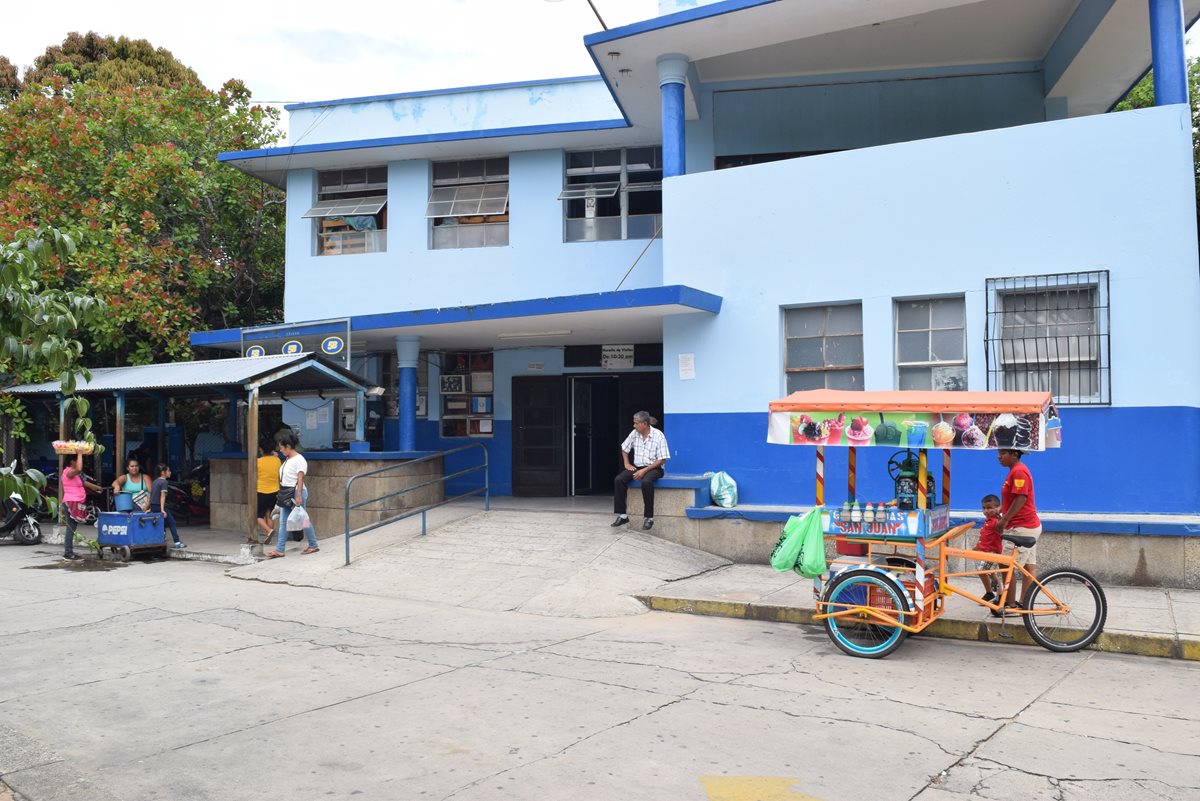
left=767, top=389, right=1103, bottom=658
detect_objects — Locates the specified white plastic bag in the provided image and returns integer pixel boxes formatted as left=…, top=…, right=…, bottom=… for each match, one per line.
left=285, top=505, right=310, bottom=532
left=709, top=471, right=738, bottom=508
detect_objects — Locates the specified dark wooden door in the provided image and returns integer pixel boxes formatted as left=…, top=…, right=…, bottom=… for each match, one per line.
left=512, top=376, right=567, bottom=496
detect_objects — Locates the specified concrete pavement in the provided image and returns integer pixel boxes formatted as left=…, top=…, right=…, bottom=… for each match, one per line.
left=1, top=534, right=1199, bottom=801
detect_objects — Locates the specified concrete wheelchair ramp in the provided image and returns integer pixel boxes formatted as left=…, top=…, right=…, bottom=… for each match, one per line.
left=228, top=509, right=730, bottom=618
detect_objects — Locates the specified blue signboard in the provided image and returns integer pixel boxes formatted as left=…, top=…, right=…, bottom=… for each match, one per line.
left=282, top=340, right=303, bottom=355
left=245, top=345, right=266, bottom=358
left=321, top=336, right=345, bottom=355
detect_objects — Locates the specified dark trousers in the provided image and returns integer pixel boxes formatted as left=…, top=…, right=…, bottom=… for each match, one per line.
left=614, top=467, right=664, bottom=518
left=152, top=508, right=181, bottom=544
left=63, top=513, right=78, bottom=556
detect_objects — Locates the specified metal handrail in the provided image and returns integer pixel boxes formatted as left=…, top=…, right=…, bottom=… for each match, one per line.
left=342, top=443, right=489, bottom=565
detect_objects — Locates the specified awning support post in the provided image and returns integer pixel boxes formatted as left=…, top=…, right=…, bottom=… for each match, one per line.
left=114, top=391, right=126, bottom=476
left=156, top=395, right=167, bottom=472
left=246, top=387, right=259, bottom=544
left=355, top=390, right=365, bottom=443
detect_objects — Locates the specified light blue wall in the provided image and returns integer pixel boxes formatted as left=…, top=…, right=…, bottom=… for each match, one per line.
left=658, top=104, right=1200, bottom=513
left=286, top=79, right=622, bottom=147
left=663, top=104, right=1200, bottom=412
left=712, top=72, right=1046, bottom=156
left=284, top=150, right=664, bottom=322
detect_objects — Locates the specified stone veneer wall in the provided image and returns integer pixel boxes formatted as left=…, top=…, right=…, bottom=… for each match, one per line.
left=210, top=456, right=445, bottom=539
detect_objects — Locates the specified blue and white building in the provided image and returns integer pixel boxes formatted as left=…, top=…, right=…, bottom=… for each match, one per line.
left=196, top=0, right=1200, bottom=516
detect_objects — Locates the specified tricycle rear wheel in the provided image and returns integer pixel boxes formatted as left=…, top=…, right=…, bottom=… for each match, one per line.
left=821, top=568, right=910, bottom=659
left=1022, top=569, right=1107, bottom=652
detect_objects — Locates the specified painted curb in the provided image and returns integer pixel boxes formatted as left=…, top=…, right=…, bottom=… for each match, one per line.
left=635, top=594, right=1196, bottom=661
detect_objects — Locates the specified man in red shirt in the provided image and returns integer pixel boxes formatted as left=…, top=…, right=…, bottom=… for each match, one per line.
left=996, top=448, right=1042, bottom=609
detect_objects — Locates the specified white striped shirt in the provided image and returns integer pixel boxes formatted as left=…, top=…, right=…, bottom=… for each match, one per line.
left=621, top=426, right=670, bottom=468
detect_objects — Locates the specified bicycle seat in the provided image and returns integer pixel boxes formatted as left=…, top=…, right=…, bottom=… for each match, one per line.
left=1001, top=533, right=1037, bottom=548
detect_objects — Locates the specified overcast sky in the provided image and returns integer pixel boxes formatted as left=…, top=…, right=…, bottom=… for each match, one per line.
left=4, top=2, right=1197, bottom=112
left=3, top=0, right=658, bottom=106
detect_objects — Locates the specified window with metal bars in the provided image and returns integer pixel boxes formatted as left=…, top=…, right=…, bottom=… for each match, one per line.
left=784, top=304, right=864, bottom=391
left=985, top=271, right=1110, bottom=405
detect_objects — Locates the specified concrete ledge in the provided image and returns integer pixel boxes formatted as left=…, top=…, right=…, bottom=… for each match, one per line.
left=635, top=594, right=1198, bottom=661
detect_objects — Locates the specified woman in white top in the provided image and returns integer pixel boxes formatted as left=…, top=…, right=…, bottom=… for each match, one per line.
left=264, top=433, right=319, bottom=557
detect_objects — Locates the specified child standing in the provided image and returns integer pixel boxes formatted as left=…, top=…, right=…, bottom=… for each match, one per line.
left=976, top=494, right=1002, bottom=602
left=150, top=465, right=186, bottom=549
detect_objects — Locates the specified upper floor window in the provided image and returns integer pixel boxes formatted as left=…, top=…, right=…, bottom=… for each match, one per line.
left=427, top=158, right=509, bottom=250
left=896, top=297, right=966, bottom=391
left=784, top=303, right=863, bottom=391
left=304, top=166, right=387, bottom=256
left=985, top=271, right=1110, bottom=405
left=560, top=147, right=662, bottom=242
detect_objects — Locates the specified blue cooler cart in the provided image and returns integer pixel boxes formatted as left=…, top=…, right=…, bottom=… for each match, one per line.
left=96, top=511, right=167, bottom=561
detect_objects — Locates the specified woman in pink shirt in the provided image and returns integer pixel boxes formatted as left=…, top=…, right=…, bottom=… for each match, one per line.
left=60, top=450, right=100, bottom=561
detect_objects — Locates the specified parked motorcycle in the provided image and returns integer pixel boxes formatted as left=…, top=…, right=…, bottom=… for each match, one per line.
left=164, top=481, right=209, bottom=525
left=1, top=492, right=43, bottom=545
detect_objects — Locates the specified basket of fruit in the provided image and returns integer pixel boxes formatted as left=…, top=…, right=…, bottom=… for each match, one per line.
left=52, top=440, right=94, bottom=455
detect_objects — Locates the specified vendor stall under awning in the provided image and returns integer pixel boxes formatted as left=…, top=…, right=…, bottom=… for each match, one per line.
left=4, top=353, right=377, bottom=544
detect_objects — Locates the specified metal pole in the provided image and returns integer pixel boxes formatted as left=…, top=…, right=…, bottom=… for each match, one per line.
left=57, top=394, right=67, bottom=511
left=814, top=445, right=825, bottom=506
left=246, top=387, right=259, bottom=544
left=847, top=446, right=857, bottom=502
left=156, top=395, right=167, bottom=472
left=942, top=448, right=951, bottom=507
left=114, top=391, right=126, bottom=477
left=917, top=448, right=928, bottom=510
left=355, top=390, right=365, bottom=443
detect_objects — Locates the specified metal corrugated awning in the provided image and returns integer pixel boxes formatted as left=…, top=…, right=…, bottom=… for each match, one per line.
left=2, top=353, right=371, bottom=399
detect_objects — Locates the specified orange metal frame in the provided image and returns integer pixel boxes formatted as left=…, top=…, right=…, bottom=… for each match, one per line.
left=814, top=524, right=1074, bottom=633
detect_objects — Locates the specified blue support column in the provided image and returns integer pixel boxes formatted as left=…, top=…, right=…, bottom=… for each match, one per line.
left=396, top=336, right=420, bottom=452
left=657, top=53, right=689, bottom=178
left=1149, top=0, right=1188, bottom=105
left=114, top=391, right=126, bottom=475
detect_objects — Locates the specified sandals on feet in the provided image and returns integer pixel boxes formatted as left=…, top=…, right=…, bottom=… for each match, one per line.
left=301, top=547, right=319, bottom=555
left=263, top=550, right=285, bottom=559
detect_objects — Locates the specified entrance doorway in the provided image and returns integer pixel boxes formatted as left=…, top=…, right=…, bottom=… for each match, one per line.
left=570, top=376, right=619, bottom=495
left=511, top=372, right=664, bottom=497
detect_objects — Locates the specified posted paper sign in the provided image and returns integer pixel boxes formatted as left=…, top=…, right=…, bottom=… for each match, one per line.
left=601, top=345, right=634, bottom=370
left=305, top=411, right=318, bottom=430
left=678, top=353, right=695, bottom=380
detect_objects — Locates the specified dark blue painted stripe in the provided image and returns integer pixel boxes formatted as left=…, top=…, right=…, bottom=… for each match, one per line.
left=348, top=285, right=722, bottom=332
left=582, top=0, right=779, bottom=47
left=217, top=119, right=630, bottom=163
left=284, top=75, right=604, bottom=111
left=684, top=505, right=1200, bottom=536
left=190, top=285, right=723, bottom=347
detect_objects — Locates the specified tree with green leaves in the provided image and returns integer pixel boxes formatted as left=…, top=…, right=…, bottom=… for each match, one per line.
left=0, top=229, right=103, bottom=514
left=0, top=75, right=284, bottom=365
left=20, top=31, right=202, bottom=91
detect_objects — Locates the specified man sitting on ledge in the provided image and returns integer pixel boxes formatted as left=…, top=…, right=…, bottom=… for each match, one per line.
left=612, top=411, right=670, bottom=531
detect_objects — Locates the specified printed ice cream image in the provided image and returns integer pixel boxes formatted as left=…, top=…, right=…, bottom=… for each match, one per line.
left=905, top=420, right=928, bottom=447
left=845, top=416, right=874, bottom=446
left=991, top=413, right=1034, bottom=449
left=791, top=414, right=820, bottom=444
left=824, top=413, right=846, bottom=445
left=951, top=413, right=972, bottom=446
left=961, top=424, right=987, bottom=448
left=874, top=413, right=902, bottom=445
left=931, top=418, right=955, bottom=447
left=906, top=510, right=920, bottom=536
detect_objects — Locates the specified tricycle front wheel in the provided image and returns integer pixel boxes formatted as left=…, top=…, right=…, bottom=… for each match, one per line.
left=821, top=569, right=910, bottom=659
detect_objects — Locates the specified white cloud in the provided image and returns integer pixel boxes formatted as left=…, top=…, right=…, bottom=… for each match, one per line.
left=4, top=0, right=658, bottom=104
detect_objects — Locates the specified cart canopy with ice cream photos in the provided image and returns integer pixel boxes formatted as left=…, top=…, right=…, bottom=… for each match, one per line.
left=767, top=390, right=1061, bottom=451
left=766, top=390, right=1061, bottom=540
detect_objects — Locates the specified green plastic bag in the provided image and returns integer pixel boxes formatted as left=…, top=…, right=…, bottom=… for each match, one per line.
left=769, top=509, right=827, bottom=578
left=709, top=471, right=738, bottom=508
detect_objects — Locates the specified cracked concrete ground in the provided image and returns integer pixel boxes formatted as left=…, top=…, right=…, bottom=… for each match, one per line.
left=1, top=520, right=1198, bottom=801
